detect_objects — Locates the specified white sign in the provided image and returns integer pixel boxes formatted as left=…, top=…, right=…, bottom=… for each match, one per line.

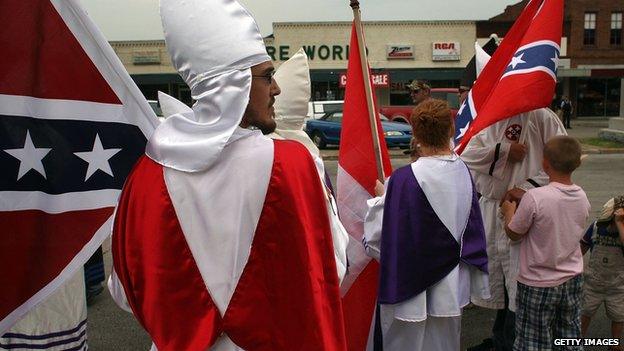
left=386, top=45, right=414, bottom=59
left=432, top=42, right=461, bottom=61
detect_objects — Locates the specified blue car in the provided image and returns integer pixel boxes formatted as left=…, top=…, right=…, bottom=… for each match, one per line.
left=305, top=112, right=412, bottom=149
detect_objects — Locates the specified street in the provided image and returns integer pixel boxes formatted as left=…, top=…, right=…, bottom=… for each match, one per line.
left=87, top=150, right=624, bottom=350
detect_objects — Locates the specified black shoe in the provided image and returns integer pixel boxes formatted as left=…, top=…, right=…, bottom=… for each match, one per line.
left=86, top=284, right=104, bottom=306
left=466, top=338, right=494, bottom=351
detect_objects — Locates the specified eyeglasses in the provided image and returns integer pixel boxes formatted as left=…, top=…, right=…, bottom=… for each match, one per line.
left=252, top=71, right=275, bottom=84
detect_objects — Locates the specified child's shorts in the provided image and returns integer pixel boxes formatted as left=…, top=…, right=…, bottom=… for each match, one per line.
left=514, top=275, right=583, bottom=351
left=582, top=248, right=624, bottom=322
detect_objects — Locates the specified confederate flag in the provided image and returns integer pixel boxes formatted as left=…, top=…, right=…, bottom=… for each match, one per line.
left=454, top=0, right=563, bottom=154
left=0, top=0, right=157, bottom=334
left=337, top=22, right=393, bottom=351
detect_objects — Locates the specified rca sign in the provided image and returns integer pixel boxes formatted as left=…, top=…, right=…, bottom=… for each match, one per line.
left=339, top=72, right=390, bottom=88
left=432, top=41, right=461, bottom=61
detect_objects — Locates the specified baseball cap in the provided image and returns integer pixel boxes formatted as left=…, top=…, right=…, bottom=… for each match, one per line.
left=597, top=195, right=624, bottom=224
left=407, top=80, right=430, bottom=92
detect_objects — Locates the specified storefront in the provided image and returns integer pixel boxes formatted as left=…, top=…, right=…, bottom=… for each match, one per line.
left=265, top=21, right=475, bottom=106
left=110, top=40, right=193, bottom=105
left=560, top=68, right=624, bottom=117
left=575, top=77, right=621, bottom=117
left=110, top=21, right=476, bottom=109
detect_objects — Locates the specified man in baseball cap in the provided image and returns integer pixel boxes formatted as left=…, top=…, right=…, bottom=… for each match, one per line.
left=407, top=80, right=431, bottom=106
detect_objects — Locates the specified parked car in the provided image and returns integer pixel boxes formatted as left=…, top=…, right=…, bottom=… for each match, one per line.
left=306, top=100, right=344, bottom=120
left=304, top=111, right=412, bottom=149
left=380, top=88, right=460, bottom=123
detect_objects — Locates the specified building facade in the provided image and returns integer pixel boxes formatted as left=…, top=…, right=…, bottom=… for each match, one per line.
left=265, top=21, right=476, bottom=106
left=111, top=21, right=477, bottom=108
left=477, top=0, right=624, bottom=118
left=109, top=40, right=191, bottom=105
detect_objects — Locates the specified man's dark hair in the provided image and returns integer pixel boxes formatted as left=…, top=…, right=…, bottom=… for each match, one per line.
left=543, top=136, right=582, bottom=173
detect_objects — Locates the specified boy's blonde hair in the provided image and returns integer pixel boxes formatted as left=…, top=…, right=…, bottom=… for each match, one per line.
left=543, top=136, right=582, bottom=173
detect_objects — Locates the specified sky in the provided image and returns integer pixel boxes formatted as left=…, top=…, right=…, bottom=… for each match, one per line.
left=80, top=0, right=521, bottom=41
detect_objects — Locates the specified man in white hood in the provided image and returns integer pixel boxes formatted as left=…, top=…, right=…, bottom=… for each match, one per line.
left=108, top=1, right=348, bottom=350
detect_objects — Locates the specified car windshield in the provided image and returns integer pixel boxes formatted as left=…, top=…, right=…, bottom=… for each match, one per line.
left=324, top=112, right=390, bottom=122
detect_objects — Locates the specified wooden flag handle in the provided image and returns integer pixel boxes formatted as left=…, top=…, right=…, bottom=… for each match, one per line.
left=350, top=0, right=385, bottom=183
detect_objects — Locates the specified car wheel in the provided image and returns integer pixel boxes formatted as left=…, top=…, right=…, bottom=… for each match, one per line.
left=312, top=131, right=327, bottom=149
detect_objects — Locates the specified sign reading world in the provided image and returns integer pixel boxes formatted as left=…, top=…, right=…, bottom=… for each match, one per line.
left=432, top=42, right=461, bottom=61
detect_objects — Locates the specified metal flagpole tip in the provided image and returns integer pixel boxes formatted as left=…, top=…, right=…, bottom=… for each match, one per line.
left=350, top=0, right=360, bottom=9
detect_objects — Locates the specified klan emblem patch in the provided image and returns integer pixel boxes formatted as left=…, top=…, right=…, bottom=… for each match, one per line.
left=505, top=124, right=522, bottom=141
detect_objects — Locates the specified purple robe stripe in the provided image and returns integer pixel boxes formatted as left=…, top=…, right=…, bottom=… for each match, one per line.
left=378, top=165, right=488, bottom=305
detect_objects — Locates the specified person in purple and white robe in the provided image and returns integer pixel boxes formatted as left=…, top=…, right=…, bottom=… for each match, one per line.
left=363, top=99, right=490, bottom=351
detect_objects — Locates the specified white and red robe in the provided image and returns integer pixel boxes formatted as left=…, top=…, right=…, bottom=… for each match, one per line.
left=110, top=128, right=347, bottom=351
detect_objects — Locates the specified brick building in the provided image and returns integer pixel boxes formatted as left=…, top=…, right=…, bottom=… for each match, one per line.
left=477, top=0, right=624, bottom=118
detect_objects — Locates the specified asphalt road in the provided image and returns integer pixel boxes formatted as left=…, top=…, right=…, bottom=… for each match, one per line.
left=88, top=153, right=624, bottom=350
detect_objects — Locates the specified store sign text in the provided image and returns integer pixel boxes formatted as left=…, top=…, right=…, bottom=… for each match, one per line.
left=133, top=51, right=161, bottom=65
left=432, top=42, right=461, bottom=61
left=339, top=73, right=390, bottom=88
left=386, top=45, right=414, bottom=59
left=267, top=45, right=370, bottom=61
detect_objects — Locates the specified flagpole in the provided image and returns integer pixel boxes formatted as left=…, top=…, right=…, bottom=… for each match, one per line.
left=350, top=0, right=385, bottom=182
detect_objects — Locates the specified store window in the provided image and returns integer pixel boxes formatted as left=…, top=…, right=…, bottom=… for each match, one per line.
left=576, top=78, right=621, bottom=117
left=137, top=84, right=170, bottom=101
left=612, top=12, right=623, bottom=46
left=311, top=81, right=344, bottom=101
left=584, top=12, right=597, bottom=46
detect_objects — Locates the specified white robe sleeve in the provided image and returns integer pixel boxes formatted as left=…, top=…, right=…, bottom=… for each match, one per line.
left=517, top=108, right=567, bottom=190
left=460, top=129, right=511, bottom=181
left=363, top=195, right=384, bottom=261
left=362, top=180, right=390, bottom=262
left=327, top=191, right=349, bottom=283
left=107, top=269, right=133, bottom=313
left=310, top=152, right=348, bottom=283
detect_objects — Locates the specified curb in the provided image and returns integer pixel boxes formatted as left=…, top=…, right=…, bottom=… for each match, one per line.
left=581, top=146, right=624, bottom=155
left=321, top=154, right=411, bottom=161
left=322, top=146, right=624, bottom=160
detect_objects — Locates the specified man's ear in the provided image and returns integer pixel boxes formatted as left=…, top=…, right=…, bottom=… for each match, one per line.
left=239, top=106, right=251, bottom=128
left=542, top=156, right=550, bottom=172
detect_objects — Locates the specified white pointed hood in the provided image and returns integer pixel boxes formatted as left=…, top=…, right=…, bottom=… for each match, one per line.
left=475, top=42, right=493, bottom=78
left=146, top=0, right=272, bottom=172
left=270, top=49, right=320, bottom=156
left=157, top=91, right=192, bottom=118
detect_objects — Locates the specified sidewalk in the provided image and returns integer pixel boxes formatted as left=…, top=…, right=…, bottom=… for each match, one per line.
left=319, top=118, right=624, bottom=160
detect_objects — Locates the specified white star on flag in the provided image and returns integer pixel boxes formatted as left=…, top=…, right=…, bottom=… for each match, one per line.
left=74, top=134, right=122, bottom=181
left=3, top=130, right=52, bottom=181
left=457, top=122, right=471, bottom=138
left=551, top=52, right=560, bottom=67
left=457, top=101, right=467, bottom=115
left=509, top=53, right=526, bottom=69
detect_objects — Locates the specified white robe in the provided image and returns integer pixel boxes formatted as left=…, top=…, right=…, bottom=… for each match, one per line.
left=460, top=108, right=566, bottom=311
left=363, top=154, right=489, bottom=351
left=109, top=127, right=348, bottom=351
left=0, top=270, right=87, bottom=350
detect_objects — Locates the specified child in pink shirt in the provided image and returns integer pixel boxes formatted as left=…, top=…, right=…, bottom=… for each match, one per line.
left=502, top=136, right=590, bottom=351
